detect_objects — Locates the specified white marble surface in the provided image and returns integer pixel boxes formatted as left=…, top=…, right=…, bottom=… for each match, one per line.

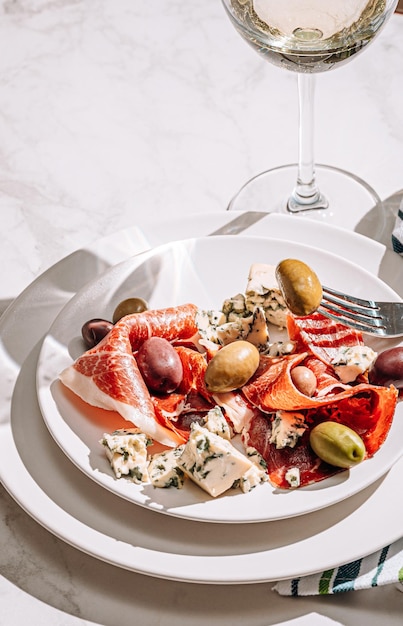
left=1, top=1, right=403, bottom=625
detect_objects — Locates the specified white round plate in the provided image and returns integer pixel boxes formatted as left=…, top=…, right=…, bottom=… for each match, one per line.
left=36, top=234, right=403, bottom=524
left=2, top=212, right=403, bottom=584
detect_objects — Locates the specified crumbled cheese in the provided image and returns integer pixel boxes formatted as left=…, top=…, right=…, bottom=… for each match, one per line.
left=285, top=467, right=301, bottom=488
left=270, top=411, right=307, bottom=449
left=148, top=446, right=186, bottom=489
left=203, top=406, right=232, bottom=440
left=222, top=293, right=248, bottom=320
left=100, top=428, right=152, bottom=483
left=236, top=445, right=268, bottom=493
left=177, top=423, right=253, bottom=498
left=266, top=340, right=296, bottom=356
left=195, top=309, right=226, bottom=344
left=239, top=463, right=268, bottom=493
left=331, top=345, right=377, bottom=383
left=245, top=445, right=268, bottom=472
left=198, top=305, right=269, bottom=351
left=215, top=316, right=254, bottom=345
left=245, top=263, right=288, bottom=328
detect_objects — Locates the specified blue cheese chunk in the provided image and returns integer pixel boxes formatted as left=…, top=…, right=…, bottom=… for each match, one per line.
left=216, top=307, right=269, bottom=350
left=203, top=406, right=232, bottom=440
left=239, top=464, right=268, bottom=493
left=100, top=428, right=151, bottom=483
left=148, top=446, right=186, bottom=489
left=195, top=308, right=226, bottom=344
left=198, top=306, right=269, bottom=351
left=221, top=293, right=248, bottom=320
left=331, top=345, right=377, bottom=383
left=245, top=263, right=288, bottom=328
left=266, top=340, right=296, bottom=357
left=177, top=424, right=253, bottom=498
left=269, top=411, right=307, bottom=449
left=245, top=445, right=268, bottom=472
left=238, top=446, right=268, bottom=493
left=215, top=316, right=253, bottom=345
left=285, top=467, right=301, bottom=488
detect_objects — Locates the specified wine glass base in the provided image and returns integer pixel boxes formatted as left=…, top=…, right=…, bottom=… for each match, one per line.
left=227, top=164, right=381, bottom=231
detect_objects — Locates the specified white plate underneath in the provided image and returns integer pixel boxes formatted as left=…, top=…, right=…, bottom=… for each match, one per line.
left=2, top=212, right=403, bottom=584
left=36, top=234, right=403, bottom=524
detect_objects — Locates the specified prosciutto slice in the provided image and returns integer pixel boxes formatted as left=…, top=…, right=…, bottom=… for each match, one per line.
left=151, top=346, right=215, bottom=440
left=287, top=311, right=364, bottom=364
left=243, top=351, right=398, bottom=488
left=60, top=304, right=199, bottom=447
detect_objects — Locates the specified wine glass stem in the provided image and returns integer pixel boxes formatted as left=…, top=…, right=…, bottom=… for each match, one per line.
left=287, top=73, right=329, bottom=213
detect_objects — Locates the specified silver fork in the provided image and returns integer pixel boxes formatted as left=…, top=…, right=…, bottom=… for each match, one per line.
left=318, top=286, right=403, bottom=337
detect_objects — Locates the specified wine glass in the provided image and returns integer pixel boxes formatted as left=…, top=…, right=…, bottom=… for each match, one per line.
left=220, top=0, right=398, bottom=227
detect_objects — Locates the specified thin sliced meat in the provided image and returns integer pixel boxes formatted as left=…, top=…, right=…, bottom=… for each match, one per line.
left=244, top=351, right=398, bottom=488
left=245, top=411, right=340, bottom=489
left=175, top=345, right=212, bottom=402
left=245, top=373, right=398, bottom=490
left=151, top=393, right=189, bottom=444
left=242, top=352, right=396, bottom=413
left=59, top=304, right=199, bottom=447
left=287, top=311, right=364, bottom=364
left=88, top=303, right=199, bottom=354
left=213, top=390, right=260, bottom=433
left=150, top=347, right=216, bottom=440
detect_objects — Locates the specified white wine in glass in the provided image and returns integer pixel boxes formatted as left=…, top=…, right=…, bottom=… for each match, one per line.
left=221, top=0, right=398, bottom=226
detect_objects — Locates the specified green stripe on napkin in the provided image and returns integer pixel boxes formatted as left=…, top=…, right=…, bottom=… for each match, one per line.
left=392, top=206, right=403, bottom=254
left=273, top=538, right=403, bottom=596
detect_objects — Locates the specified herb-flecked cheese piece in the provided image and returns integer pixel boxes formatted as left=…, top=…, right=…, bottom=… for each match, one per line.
left=331, top=345, right=377, bottom=383
left=177, top=424, right=253, bottom=498
left=269, top=411, right=307, bottom=449
left=203, top=406, right=232, bottom=440
left=100, top=428, right=152, bottom=483
left=245, top=262, right=288, bottom=328
left=148, top=446, right=186, bottom=488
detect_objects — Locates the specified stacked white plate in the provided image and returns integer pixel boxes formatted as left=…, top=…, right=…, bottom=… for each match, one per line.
left=1, top=213, right=402, bottom=604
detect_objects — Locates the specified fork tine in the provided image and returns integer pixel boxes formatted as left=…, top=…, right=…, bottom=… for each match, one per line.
left=322, top=285, right=379, bottom=310
left=318, top=306, right=387, bottom=336
left=321, top=294, right=383, bottom=321
left=319, top=301, right=386, bottom=329
left=319, top=286, right=402, bottom=337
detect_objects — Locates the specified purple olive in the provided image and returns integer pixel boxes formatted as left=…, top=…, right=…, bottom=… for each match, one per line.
left=369, top=346, right=403, bottom=389
left=81, top=318, right=114, bottom=349
left=137, top=336, right=183, bottom=393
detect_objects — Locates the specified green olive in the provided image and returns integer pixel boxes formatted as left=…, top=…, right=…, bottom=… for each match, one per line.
left=310, top=422, right=366, bottom=469
left=112, top=297, right=148, bottom=323
left=275, top=258, right=322, bottom=316
left=204, top=340, right=260, bottom=393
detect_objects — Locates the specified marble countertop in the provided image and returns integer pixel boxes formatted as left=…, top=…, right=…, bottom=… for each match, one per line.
left=1, top=1, right=403, bottom=625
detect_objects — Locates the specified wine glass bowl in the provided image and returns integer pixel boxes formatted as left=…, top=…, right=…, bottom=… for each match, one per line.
left=221, top=0, right=398, bottom=225
left=223, top=0, right=394, bottom=73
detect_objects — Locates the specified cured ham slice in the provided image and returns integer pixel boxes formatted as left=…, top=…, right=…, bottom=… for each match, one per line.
left=151, top=346, right=216, bottom=440
left=245, top=411, right=337, bottom=489
left=212, top=391, right=257, bottom=433
left=243, top=351, right=398, bottom=488
left=60, top=304, right=198, bottom=447
left=287, top=312, right=364, bottom=364
left=242, top=352, right=349, bottom=412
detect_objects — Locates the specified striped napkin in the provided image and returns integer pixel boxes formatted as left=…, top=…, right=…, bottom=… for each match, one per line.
left=273, top=537, right=403, bottom=596
left=392, top=199, right=403, bottom=255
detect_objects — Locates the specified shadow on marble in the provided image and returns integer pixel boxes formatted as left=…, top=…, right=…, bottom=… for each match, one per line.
left=355, top=189, right=402, bottom=248
left=0, top=298, right=14, bottom=318
left=355, top=189, right=403, bottom=297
